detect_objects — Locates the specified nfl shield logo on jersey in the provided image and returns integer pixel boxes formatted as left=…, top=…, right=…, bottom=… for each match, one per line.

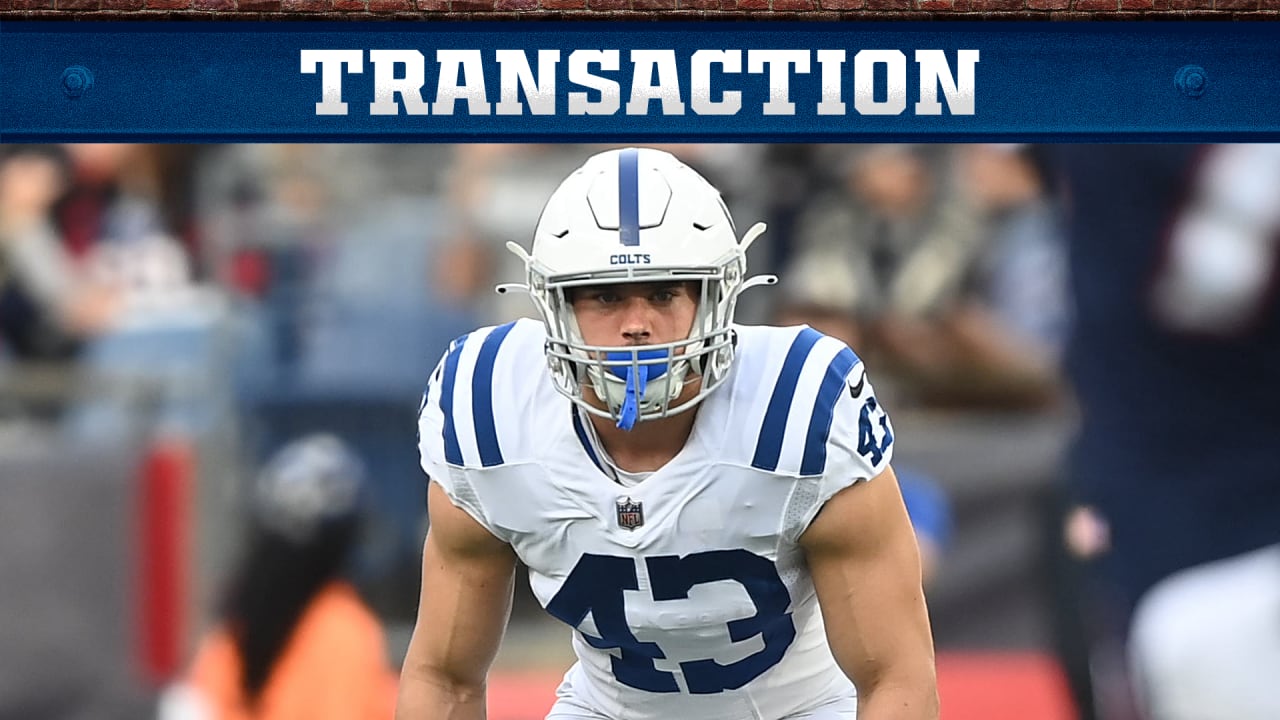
left=616, top=497, right=644, bottom=530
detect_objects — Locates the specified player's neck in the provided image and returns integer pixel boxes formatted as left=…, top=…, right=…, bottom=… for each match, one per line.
left=587, top=406, right=699, bottom=474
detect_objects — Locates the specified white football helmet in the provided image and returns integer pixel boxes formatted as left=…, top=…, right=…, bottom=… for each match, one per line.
left=499, top=147, right=774, bottom=429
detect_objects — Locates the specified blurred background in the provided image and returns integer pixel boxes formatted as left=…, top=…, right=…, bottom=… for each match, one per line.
left=0, top=142, right=1275, bottom=720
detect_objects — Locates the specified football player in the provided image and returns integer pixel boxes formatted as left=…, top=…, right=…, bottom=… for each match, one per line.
left=397, top=148, right=938, bottom=720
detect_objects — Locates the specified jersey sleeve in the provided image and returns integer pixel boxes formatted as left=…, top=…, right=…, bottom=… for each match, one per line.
left=417, top=327, right=510, bottom=541
left=828, top=361, right=895, bottom=478
left=776, top=336, right=896, bottom=542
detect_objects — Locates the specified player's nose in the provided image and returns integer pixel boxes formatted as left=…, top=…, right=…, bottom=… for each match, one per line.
left=619, top=297, right=653, bottom=344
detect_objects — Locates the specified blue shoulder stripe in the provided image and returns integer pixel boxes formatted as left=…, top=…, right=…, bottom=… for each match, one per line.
left=439, top=334, right=469, bottom=466
left=752, top=327, right=823, bottom=472
left=800, top=347, right=860, bottom=476
left=471, top=322, right=517, bottom=468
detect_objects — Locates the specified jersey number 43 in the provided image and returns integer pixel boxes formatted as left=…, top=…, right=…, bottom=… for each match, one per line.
left=546, top=549, right=796, bottom=694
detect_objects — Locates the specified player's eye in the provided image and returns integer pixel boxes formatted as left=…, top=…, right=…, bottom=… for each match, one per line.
left=594, top=291, right=622, bottom=304
left=650, top=287, right=679, bottom=303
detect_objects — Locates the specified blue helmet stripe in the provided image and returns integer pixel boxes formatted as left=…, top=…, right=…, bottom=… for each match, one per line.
left=439, top=334, right=469, bottom=466
left=752, top=327, right=823, bottom=472
left=618, top=148, right=640, bottom=247
left=800, top=347, right=860, bottom=476
left=472, top=321, right=517, bottom=468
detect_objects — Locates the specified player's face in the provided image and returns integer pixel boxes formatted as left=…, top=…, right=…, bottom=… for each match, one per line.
left=569, top=281, right=699, bottom=348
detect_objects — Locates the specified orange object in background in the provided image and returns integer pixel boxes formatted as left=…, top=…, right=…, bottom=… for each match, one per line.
left=483, top=652, right=1077, bottom=720
left=187, top=583, right=396, bottom=720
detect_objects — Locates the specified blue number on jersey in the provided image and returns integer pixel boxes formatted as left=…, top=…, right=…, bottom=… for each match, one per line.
left=546, top=549, right=796, bottom=694
left=545, top=553, right=678, bottom=692
left=857, top=396, right=893, bottom=466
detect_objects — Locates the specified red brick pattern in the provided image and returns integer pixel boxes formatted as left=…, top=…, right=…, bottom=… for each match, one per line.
left=0, top=0, right=1272, bottom=23
left=772, top=0, right=817, bottom=9
left=970, top=0, right=1027, bottom=9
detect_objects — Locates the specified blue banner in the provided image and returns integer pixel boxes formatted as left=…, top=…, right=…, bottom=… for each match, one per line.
left=2, top=21, right=1278, bottom=142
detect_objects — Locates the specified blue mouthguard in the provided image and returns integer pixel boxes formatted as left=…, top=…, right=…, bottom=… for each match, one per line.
left=606, top=349, right=670, bottom=431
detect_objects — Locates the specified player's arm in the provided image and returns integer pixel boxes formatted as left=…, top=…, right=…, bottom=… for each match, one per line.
left=800, top=464, right=939, bottom=720
left=396, top=480, right=518, bottom=720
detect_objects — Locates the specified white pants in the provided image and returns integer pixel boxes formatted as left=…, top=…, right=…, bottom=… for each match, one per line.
left=1128, top=543, right=1280, bottom=720
left=546, top=692, right=856, bottom=719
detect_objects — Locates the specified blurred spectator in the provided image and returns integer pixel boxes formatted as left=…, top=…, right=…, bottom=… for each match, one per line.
left=755, top=145, right=847, bottom=279
left=445, top=143, right=597, bottom=322
left=786, top=145, right=980, bottom=320
left=195, top=144, right=471, bottom=392
left=961, top=144, right=1069, bottom=361
left=57, top=144, right=186, bottom=257
left=162, top=434, right=396, bottom=720
left=0, top=145, right=121, bottom=360
left=777, top=144, right=1062, bottom=410
left=197, top=144, right=453, bottom=295
left=1049, top=144, right=1280, bottom=720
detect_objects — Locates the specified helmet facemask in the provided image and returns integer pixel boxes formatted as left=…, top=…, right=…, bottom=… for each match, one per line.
left=505, top=224, right=772, bottom=430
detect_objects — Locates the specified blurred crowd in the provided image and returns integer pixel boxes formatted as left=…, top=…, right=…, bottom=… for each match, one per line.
left=0, top=143, right=1068, bottom=402
left=1, top=143, right=1275, bottom=720
left=0, top=143, right=1066, bottom=408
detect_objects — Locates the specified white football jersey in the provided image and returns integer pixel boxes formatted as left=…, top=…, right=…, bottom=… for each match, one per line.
left=418, top=318, right=895, bottom=720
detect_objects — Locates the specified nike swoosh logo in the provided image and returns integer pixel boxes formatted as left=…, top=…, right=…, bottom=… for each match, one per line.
left=847, top=371, right=866, bottom=399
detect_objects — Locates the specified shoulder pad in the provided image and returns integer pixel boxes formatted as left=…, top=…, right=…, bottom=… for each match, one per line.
left=418, top=318, right=547, bottom=472
left=731, top=326, right=893, bottom=479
